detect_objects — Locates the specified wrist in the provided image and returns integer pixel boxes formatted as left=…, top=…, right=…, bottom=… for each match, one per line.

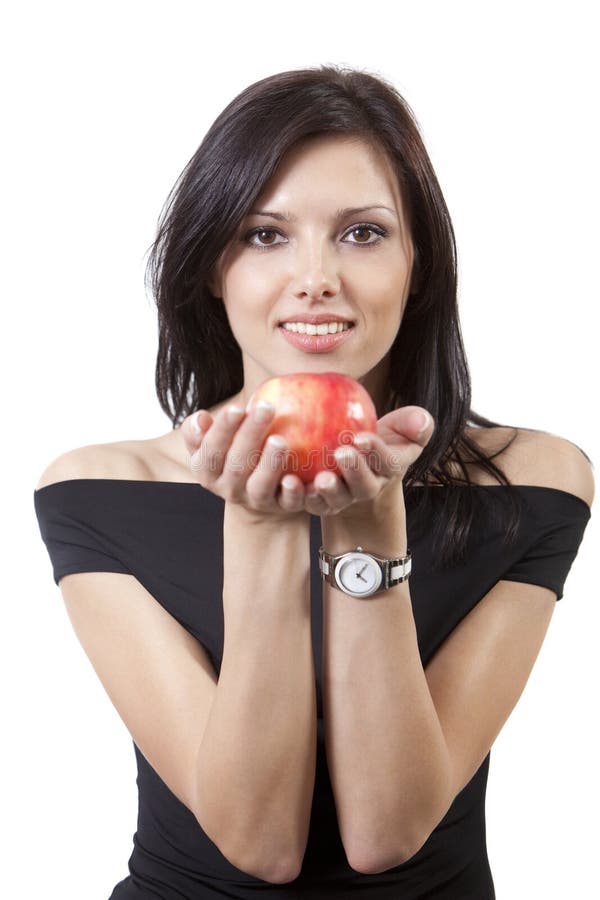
left=223, top=501, right=311, bottom=618
left=320, top=486, right=407, bottom=557
left=333, top=476, right=405, bottom=519
left=321, top=525, right=408, bottom=559
left=224, top=499, right=310, bottom=532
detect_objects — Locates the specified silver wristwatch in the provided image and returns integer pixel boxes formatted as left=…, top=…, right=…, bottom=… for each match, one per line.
left=318, top=546, right=412, bottom=598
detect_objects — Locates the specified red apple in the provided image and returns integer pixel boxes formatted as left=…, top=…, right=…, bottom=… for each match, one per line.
left=246, top=372, right=377, bottom=484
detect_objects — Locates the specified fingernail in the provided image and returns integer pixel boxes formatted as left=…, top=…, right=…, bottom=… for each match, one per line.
left=414, top=410, right=432, bottom=433
left=266, top=434, right=287, bottom=450
left=227, top=405, right=245, bottom=423
left=335, top=447, right=356, bottom=465
left=191, top=412, right=203, bottom=435
left=318, top=473, right=337, bottom=490
left=352, top=434, right=371, bottom=450
left=253, top=401, right=275, bottom=423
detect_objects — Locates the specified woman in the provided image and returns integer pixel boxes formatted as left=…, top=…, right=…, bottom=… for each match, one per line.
left=33, top=65, right=593, bottom=898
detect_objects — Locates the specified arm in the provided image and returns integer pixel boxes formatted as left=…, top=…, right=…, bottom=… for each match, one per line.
left=195, top=502, right=316, bottom=884
left=37, top=444, right=315, bottom=886
left=320, top=431, right=595, bottom=875
left=320, top=485, right=452, bottom=874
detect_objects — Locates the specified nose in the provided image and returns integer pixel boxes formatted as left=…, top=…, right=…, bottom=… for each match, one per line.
left=290, top=237, right=341, bottom=300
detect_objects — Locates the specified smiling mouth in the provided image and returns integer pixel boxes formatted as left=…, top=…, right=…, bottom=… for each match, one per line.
left=279, top=322, right=354, bottom=335
left=278, top=322, right=355, bottom=353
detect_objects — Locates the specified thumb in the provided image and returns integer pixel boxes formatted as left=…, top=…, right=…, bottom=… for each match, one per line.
left=376, top=406, right=434, bottom=446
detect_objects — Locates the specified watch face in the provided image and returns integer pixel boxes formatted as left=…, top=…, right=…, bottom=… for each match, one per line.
left=335, top=553, right=382, bottom=598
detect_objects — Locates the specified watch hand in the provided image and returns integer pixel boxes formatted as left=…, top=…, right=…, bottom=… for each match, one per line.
left=356, top=563, right=368, bottom=582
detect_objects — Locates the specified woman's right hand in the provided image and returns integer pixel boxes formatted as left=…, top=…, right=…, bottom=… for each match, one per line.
left=181, top=402, right=308, bottom=520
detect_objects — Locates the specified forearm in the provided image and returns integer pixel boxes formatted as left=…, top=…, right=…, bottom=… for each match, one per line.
left=321, top=495, right=452, bottom=871
left=196, top=503, right=316, bottom=881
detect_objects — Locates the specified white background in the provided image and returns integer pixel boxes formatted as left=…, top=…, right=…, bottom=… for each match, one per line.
left=3, top=1, right=598, bottom=897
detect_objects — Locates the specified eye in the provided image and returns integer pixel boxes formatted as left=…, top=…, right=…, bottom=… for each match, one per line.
left=243, top=227, right=286, bottom=249
left=342, top=223, right=388, bottom=246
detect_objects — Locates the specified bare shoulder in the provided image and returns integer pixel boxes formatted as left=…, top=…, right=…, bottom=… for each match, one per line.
left=35, top=439, right=153, bottom=490
left=466, top=425, right=595, bottom=509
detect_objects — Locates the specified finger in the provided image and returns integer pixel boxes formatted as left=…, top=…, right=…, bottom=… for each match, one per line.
left=350, top=433, right=407, bottom=479
left=188, top=402, right=248, bottom=483
left=278, top=474, right=307, bottom=514
left=191, top=401, right=272, bottom=488
left=310, top=467, right=354, bottom=513
left=182, top=410, right=213, bottom=459
left=332, top=446, right=384, bottom=502
left=244, top=434, right=292, bottom=510
left=222, top=402, right=278, bottom=498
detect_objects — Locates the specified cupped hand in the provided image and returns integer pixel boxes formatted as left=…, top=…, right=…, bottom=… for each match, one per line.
left=301, top=405, right=435, bottom=517
left=181, top=401, right=308, bottom=519
left=181, top=403, right=434, bottom=519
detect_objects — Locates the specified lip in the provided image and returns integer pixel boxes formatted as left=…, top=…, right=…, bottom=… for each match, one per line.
left=278, top=314, right=354, bottom=326
left=278, top=323, right=355, bottom=353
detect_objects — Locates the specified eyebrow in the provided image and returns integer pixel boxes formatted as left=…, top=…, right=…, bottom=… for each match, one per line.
left=247, top=204, right=397, bottom=222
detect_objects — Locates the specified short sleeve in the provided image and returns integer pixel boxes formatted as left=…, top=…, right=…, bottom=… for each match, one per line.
left=34, top=481, right=131, bottom=586
left=500, top=488, right=591, bottom=601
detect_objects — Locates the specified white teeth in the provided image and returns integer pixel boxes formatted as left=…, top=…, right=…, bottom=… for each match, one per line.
left=281, top=321, right=351, bottom=334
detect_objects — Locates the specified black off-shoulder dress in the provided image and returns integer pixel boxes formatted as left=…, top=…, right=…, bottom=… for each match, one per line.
left=34, top=479, right=591, bottom=899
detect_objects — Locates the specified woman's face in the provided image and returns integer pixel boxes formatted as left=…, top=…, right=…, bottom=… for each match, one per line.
left=208, top=135, right=415, bottom=410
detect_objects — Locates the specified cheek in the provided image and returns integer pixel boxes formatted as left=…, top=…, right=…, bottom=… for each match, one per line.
left=224, top=256, right=282, bottom=300
left=350, top=246, right=409, bottom=281
left=362, top=265, right=407, bottom=306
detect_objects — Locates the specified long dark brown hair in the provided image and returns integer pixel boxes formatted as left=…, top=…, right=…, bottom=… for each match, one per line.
left=145, top=63, right=528, bottom=567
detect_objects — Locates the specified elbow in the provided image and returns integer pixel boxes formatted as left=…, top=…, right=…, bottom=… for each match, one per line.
left=198, top=817, right=303, bottom=884
left=347, top=841, right=417, bottom=876
left=345, top=819, right=438, bottom=875
left=256, top=857, right=303, bottom=884
left=225, top=847, right=302, bottom=884
left=347, top=769, right=455, bottom=875
left=192, top=779, right=308, bottom=883
left=346, top=809, right=450, bottom=874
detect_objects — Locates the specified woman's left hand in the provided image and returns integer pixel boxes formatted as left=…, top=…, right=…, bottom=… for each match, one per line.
left=301, top=405, right=435, bottom=517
